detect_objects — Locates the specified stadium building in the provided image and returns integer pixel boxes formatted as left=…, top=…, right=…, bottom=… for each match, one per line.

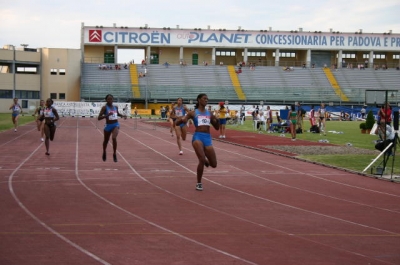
left=1, top=22, right=399, bottom=113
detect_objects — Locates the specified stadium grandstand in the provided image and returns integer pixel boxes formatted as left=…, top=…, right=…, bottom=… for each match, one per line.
left=1, top=22, right=399, bottom=113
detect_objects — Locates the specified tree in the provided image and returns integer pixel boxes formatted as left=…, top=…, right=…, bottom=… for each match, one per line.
left=365, top=110, right=375, bottom=130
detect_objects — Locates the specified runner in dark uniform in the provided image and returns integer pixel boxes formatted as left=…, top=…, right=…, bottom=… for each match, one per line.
left=40, top=98, right=59, bottom=155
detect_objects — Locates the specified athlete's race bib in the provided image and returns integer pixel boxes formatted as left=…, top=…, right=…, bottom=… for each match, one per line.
left=197, top=115, right=210, bottom=126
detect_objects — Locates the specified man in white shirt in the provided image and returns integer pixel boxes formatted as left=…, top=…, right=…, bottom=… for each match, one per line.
left=375, top=124, right=395, bottom=155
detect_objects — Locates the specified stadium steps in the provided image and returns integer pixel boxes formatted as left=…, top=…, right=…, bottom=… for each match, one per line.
left=323, top=68, right=349, bottom=102
left=227, top=65, right=246, bottom=100
left=129, top=65, right=141, bottom=98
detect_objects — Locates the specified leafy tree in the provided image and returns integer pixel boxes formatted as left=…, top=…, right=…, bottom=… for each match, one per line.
left=365, top=110, right=375, bottom=130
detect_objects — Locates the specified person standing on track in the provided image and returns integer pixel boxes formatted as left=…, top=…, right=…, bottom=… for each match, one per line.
left=33, top=99, right=46, bottom=141
left=40, top=98, right=60, bottom=155
left=217, top=102, right=228, bottom=138
left=98, top=94, right=127, bottom=162
left=176, top=93, right=219, bottom=191
left=9, top=97, right=23, bottom=132
left=173, top=98, right=189, bottom=155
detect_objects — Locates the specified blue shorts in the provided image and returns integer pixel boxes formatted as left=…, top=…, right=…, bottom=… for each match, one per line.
left=12, top=113, right=20, bottom=118
left=192, top=132, right=212, bottom=147
left=219, top=118, right=227, bottom=125
left=104, top=122, right=119, bottom=132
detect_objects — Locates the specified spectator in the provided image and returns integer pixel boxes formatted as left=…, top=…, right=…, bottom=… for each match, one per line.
left=309, top=105, right=316, bottom=127
left=160, top=106, right=166, bottom=119
left=240, top=104, right=246, bottom=121
left=265, top=106, right=273, bottom=132
left=217, top=102, right=228, bottom=138
left=318, top=103, right=327, bottom=136
left=381, top=102, right=392, bottom=126
left=375, top=123, right=395, bottom=155
left=257, top=110, right=266, bottom=133
left=296, top=102, right=305, bottom=131
left=287, top=105, right=298, bottom=141
left=361, top=106, right=366, bottom=119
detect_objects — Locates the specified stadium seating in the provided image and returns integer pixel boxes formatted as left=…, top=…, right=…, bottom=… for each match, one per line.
left=80, top=63, right=400, bottom=104
left=81, top=64, right=132, bottom=101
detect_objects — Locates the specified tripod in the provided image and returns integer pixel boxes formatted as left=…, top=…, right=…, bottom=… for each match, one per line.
left=373, top=131, right=399, bottom=179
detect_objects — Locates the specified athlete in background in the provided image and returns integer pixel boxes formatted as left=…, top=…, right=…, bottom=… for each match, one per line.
left=33, top=99, right=46, bottom=141
left=9, top=97, right=23, bottom=132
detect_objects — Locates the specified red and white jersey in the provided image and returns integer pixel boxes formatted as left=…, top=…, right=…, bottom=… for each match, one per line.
left=309, top=109, right=315, bottom=118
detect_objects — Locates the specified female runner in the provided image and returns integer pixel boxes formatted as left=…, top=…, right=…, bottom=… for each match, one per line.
left=168, top=102, right=176, bottom=137
left=9, top=98, right=23, bottom=132
left=173, top=98, right=189, bottom=155
left=33, top=99, right=46, bottom=141
left=176, top=93, right=219, bottom=191
left=98, top=94, right=127, bottom=162
left=40, top=98, right=60, bottom=155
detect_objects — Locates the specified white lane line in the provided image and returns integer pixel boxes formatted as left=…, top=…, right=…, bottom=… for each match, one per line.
left=71, top=124, right=258, bottom=264
left=119, top=127, right=400, bottom=263
left=7, top=144, right=111, bottom=265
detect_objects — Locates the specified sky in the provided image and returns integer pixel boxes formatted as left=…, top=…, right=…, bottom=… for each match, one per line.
left=1, top=0, right=399, bottom=63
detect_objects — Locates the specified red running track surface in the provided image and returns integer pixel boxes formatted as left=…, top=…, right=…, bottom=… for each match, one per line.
left=0, top=117, right=399, bottom=265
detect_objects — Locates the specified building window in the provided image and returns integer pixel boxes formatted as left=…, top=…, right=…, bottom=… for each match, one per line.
left=342, top=53, right=356, bottom=59
left=22, top=100, right=28, bottom=108
left=0, top=90, right=13, bottom=98
left=16, top=66, right=38, bottom=74
left=50, top=93, right=57, bottom=99
left=59, top=93, right=66, bottom=100
left=50, top=69, right=57, bottom=75
left=374, top=54, right=386, bottom=59
left=59, top=69, right=66, bottom=75
left=0, top=65, right=10, bottom=73
left=216, top=51, right=236, bottom=56
left=366, top=53, right=386, bottom=59
left=393, top=54, right=400, bottom=59
left=272, top=52, right=295, bottom=58
left=243, top=51, right=266, bottom=57
left=13, top=90, right=40, bottom=99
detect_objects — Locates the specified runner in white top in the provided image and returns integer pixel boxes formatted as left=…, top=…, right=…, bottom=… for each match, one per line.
left=9, top=98, right=23, bottom=132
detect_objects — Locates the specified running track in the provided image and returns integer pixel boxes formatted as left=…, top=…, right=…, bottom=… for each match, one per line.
left=0, top=117, right=399, bottom=265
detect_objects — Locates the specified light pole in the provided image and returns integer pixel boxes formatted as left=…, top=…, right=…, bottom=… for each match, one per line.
left=145, top=74, right=148, bottom=109
left=10, top=45, right=16, bottom=98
